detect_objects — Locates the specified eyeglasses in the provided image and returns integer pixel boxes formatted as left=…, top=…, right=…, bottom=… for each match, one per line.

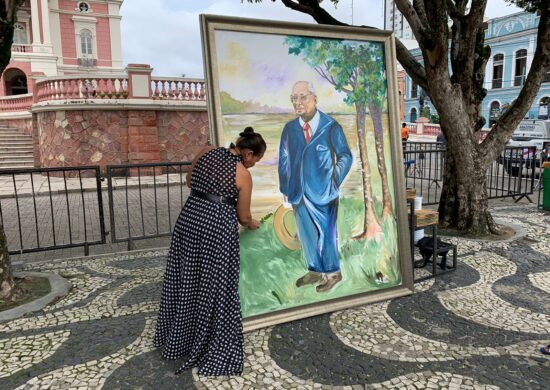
left=290, top=93, right=313, bottom=104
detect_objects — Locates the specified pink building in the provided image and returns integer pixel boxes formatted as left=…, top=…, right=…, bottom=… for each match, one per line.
left=0, top=1, right=209, bottom=170
left=0, top=0, right=124, bottom=99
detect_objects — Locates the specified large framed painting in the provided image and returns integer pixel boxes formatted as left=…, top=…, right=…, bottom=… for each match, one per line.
left=200, top=14, right=414, bottom=331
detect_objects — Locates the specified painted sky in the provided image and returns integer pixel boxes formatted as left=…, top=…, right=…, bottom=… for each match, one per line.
left=215, top=31, right=381, bottom=113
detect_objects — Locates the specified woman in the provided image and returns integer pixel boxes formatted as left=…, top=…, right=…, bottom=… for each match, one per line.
left=154, top=127, right=266, bottom=376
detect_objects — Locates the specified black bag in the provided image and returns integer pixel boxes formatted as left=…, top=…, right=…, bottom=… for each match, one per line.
left=415, top=236, right=452, bottom=269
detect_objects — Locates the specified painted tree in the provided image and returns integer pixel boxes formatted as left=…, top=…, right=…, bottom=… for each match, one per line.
left=248, top=0, right=550, bottom=235
left=285, top=37, right=393, bottom=242
left=0, top=0, right=24, bottom=300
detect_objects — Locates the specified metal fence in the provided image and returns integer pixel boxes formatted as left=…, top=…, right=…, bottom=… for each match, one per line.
left=0, top=166, right=106, bottom=255
left=0, top=145, right=544, bottom=257
left=403, top=143, right=539, bottom=205
left=403, top=142, right=446, bottom=205
left=106, top=162, right=191, bottom=250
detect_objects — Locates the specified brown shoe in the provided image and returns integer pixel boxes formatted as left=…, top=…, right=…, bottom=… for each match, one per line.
left=296, top=271, right=323, bottom=288
left=316, top=272, right=342, bottom=293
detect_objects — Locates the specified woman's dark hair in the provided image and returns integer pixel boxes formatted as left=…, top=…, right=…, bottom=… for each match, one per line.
left=235, top=126, right=266, bottom=156
left=402, top=122, right=406, bottom=127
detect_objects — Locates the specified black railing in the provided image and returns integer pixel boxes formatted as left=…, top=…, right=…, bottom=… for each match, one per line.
left=106, top=161, right=191, bottom=250
left=403, top=143, right=538, bottom=205
left=492, top=146, right=537, bottom=201
left=0, top=147, right=541, bottom=258
left=403, top=142, right=446, bottom=205
left=0, top=166, right=106, bottom=255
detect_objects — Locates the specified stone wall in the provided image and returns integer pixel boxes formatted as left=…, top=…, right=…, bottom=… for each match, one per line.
left=34, top=108, right=209, bottom=170
left=157, top=111, right=209, bottom=163
left=37, top=110, right=129, bottom=169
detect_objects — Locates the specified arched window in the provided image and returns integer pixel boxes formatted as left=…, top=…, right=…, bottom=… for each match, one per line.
left=410, top=107, right=418, bottom=123
left=13, top=23, right=27, bottom=44
left=410, top=80, right=418, bottom=98
left=80, top=29, right=93, bottom=56
left=539, top=97, right=549, bottom=119
left=514, top=49, right=527, bottom=86
left=489, top=101, right=501, bottom=125
left=492, top=54, right=503, bottom=89
left=3, top=68, right=28, bottom=96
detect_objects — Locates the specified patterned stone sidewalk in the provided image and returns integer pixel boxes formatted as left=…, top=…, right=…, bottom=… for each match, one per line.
left=0, top=205, right=549, bottom=389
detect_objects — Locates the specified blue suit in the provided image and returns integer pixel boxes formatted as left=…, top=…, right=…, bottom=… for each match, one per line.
left=278, top=111, right=352, bottom=273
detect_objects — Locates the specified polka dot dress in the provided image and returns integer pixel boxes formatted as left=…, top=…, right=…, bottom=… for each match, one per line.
left=154, top=147, right=244, bottom=376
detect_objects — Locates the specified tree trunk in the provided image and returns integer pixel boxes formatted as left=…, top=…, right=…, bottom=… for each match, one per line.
left=368, top=103, right=393, bottom=218
left=354, top=103, right=382, bottom=241
left=437, top=133, right=499, bottom=235
left=0, top=222, right=15, bottom=300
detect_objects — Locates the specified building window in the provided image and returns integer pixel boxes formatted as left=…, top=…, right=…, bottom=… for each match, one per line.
left=489, top=101, right=501, bottom=125
left=410, top=107, right=418, bottom=123
left=492, top=54, right=503, bottom=89
left=3, top=68, right=28, bottom=96
left=13, top=23, right=27, bottom=44
left=514, top=49, right=527, bottom=86
left=539, top=97, right=549, bottom=119
left=78, top=2, right=89, bottom=12
left=410, top=80, right=418, bottom=98
left=80, top=29, right=93, bottom=56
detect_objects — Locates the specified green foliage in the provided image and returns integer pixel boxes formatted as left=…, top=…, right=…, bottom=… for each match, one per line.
left=430, top=114, right=440, bottom=124
left=220, top=91, right=246, bottom=113
left=421, top=106, right=431, bottom=118
left=238, top=197, right=401, bottom=317
left=506, top=0, right=544, bottom=12
left=284, top=36, right=388, bottom=110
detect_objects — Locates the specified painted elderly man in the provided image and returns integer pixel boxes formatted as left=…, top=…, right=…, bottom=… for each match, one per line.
left=278, top=81, right=352, bottom=293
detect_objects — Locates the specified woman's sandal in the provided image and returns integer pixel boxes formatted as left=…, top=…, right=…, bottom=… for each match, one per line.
left=539, top=345, right=550, bottom=355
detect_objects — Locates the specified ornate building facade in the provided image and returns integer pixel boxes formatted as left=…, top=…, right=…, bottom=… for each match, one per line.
left=0, top=1, right=208, bottom=170
left=1, top=0, right=124, bottom=98
left=403, top=11, right=550, bottom=126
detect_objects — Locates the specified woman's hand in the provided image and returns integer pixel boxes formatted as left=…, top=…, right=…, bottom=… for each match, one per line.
left=247, top=219, right=260, bottom=230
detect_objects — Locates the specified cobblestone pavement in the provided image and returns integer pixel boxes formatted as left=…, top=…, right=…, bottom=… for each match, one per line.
left=0, top=205, right=549, bottom=389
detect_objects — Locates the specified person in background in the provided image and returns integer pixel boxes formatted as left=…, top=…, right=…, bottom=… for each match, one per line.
left=401, top=122, right=410, bottom=142
left=154, top=127, right=266, bottom=376
left=436, top=131, right=447, bottom=146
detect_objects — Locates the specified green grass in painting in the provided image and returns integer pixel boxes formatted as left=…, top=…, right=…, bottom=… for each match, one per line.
left=238, top=197, right=402, bottom=318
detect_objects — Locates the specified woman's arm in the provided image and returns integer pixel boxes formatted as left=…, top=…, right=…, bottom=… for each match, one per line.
left=235, top=163, right=260, bottom=230
left=186, top=145, right=215, bottom=187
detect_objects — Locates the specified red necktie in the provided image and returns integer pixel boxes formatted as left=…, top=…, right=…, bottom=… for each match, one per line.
left=303, top=122, right=311, bottom=143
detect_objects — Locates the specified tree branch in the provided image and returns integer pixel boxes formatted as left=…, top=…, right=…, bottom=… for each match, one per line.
left=270, top=0, right=430, bottom=94
left=412, top=0, right=430, bottom=27
left=395, top=38, right=429, bottom=91
left=279, top=0, right=347, bottom=26
left=446, top=0, right=460, bottom=18
left=394, top=0, right=431, bottom=47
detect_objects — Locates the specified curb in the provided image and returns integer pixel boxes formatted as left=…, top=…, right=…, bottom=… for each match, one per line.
left=0, top=271, right=72, bottom=322
left=438, top=217, right=528, bottom=243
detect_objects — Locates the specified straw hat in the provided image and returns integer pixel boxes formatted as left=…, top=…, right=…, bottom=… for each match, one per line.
left=272, top=204, right=301, bottom=250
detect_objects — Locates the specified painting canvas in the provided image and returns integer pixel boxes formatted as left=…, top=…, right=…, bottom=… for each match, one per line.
left=200, top=15, right=414, bottom=330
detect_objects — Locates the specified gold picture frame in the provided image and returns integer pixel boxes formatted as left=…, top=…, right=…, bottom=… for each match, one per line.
left=200, top=14, right=414, bottom=332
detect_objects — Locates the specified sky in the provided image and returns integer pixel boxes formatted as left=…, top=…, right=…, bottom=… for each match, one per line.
left=214, top=30, right=358, bottom=112
left=120, top=0, right=524, bottom=78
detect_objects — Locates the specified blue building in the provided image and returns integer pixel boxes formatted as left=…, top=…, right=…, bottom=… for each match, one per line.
left=403, top=11, right=550, bottom=126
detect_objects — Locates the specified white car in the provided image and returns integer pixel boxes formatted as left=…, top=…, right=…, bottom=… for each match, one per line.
left=499, top=119, right=550, bottom=177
